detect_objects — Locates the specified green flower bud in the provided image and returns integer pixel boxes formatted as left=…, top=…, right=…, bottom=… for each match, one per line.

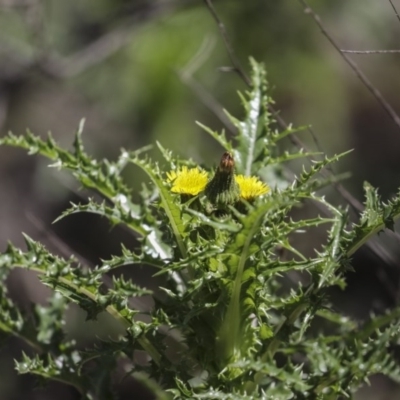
left=205, top=152, right=240, bottom=206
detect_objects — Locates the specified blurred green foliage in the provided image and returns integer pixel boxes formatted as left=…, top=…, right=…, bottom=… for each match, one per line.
left=2, top=0, right=399, bottom=176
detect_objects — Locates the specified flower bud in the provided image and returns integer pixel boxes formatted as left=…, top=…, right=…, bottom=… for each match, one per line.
left=205, top=152, right=240, bottom=206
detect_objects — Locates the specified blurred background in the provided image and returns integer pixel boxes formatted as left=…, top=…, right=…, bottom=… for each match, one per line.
left=1, top=0, right=400, bottom=398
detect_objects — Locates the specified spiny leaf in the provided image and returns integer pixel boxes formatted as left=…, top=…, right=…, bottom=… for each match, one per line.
left=0, top=130, right=131, bottom=200
left=0, top=236, right=162, bottom=363
left=317, top=210, right=348, bottom=289
left=362, top=181, right=383, bottom=227
left=268, top=124, right=308, bottom=144
left=226, top=58, right=272, bottom=176
left=228, top=358, right=310, bottom=391
left=16, top=352, right=90, bottom=398
left=54, top=199, right=146, bottom=235
left=103, top=244, right=166, bottom=270
left=219, top=194, right=297, bottom=362
left=343, top=184, right=400, bottom=256
left=0, top=284, right=40, bottom=350
left=185, top=208, right=241, bottom=233
left=196, top=122, right=233, bottom=152
left=353, top=307, right=400, bottom=341
left=34, top=292, right=68, bottom=350
left=293, top=151, right=353, bottom=191
left=268, top=150, right=322, bottom=165
left=156, top=141, right=177, bottom=170
left=129, top=154, right=188, bottom=259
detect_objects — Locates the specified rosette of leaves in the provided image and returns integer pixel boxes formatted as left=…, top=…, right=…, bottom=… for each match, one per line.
left=1, top=59, right=400, bottom=399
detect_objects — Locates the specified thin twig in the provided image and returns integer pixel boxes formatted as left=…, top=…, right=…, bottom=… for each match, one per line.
left=178, top=72, right=236, bottom=133
left=203, top=0, right=251, bottom=86
left=341, top=49, right=400, bottom=54
left=177, top=36, right=236, bottom=133
left=41, top=22, right=136, bottom=79
left=389, top=0, right=400, bottom=24
left=297, top=0, right=400, bottom=131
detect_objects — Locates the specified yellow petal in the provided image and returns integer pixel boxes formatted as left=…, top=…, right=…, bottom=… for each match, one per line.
left=167, top=167, right=208, bottom=196
left=235, top=175, right=270, bottom=200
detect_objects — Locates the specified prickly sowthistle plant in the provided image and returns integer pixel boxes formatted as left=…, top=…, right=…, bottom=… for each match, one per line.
left=1, top=59, right=400, bottom=399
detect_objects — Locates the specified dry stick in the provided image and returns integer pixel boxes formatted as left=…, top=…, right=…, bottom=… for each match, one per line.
left=177, top=34, right=237, bottom=132
left=389, top=0, right=400, bottom=24
left=298, top=0, right=400, bottom=131
left=203, top=0, right=251, bottom=86
left=178, top=70, right=236, bottom=133
left=341, top=49, right=400, bottom=54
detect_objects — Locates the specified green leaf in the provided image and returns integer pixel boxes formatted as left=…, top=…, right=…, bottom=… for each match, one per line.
left=343, top=184, right=400, bottom=256
left=54, top=199, right=146, bottom=235
left=0, top=129, right=130, bottom=200
left=317, top=210, right=347, bottom=289
left=218, top=194, right=297, bottom=363
left=196, top=122, right=233, bottom=152
left=0, top=236, right=162, bottom=364
left=16, top=352, right=90, bottom=398
left=226, top=58, right=273, bottom=176
left=129, top=154, right=188, bottom=259
left=230, top=358, right=310, bottom=392
left=103, top=244, right=165, bottom=270
left=0, top=284, right=40, bottom=350
left=34, top=292, right=68, bottom=349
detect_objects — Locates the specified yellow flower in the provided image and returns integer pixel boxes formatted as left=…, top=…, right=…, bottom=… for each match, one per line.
left=167, top=166, right=208, bottom=196
left=235, top=174, right=270, bottom=200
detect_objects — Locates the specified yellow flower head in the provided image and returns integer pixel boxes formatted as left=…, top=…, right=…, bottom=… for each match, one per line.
left=235, top=174, right=270, bottom=200
left=166, top=166, right=208, bottom=196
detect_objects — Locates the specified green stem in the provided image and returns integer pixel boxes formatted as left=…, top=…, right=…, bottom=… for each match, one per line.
left=219, top=225, right=260, bottom=363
